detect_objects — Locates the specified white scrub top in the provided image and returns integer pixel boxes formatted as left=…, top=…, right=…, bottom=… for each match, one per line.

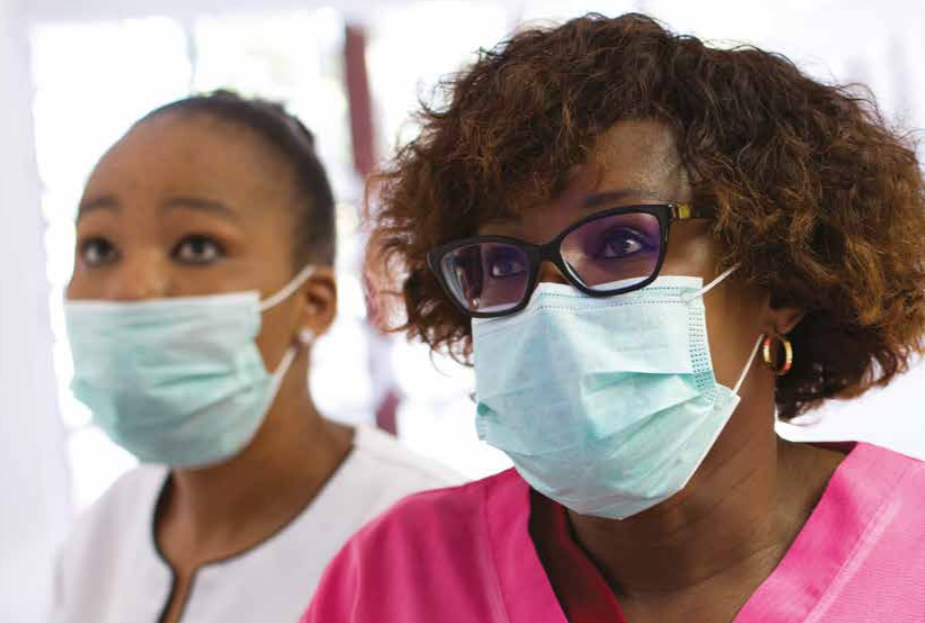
left=50, top=425, right=463, bottom=623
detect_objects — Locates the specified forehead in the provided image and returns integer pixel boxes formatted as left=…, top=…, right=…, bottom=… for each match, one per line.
left=478, top=119, right=689, bottom=236
left=588, top=119, right=684, bottom=191
left=84, top=112, right=294, bottom=206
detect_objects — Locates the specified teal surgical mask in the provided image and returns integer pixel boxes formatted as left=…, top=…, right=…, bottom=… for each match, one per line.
left=64, top=265, right=317, bottom=469
left=472, top=268, right=762, bottom=520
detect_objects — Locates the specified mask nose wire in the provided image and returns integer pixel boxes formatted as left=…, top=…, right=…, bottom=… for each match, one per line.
left=259, top=264, right=317, bottom=312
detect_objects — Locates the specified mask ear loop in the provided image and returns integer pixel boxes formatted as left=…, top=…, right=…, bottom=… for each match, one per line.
left=270, top=345, right=299, bottom=381
left=267, top=322, right=315, bottom=391
left=680, top=263, right=742, bottom=303
left=257, top=345, right=300, bottom=423
left=259, top=265, right=317, bottom=312
left=733, top=334, right=765, bottom=395
left=254, top=266, right=319, bottom=411
left=673, top=262, right=758, bottom=394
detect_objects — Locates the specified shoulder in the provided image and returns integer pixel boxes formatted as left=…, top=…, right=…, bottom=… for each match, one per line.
left=349, top=425, right=466, bottom=490
left=809, top=443, right=925, bottom=615
left=52, top=465, right=168, bottom=616
left=869, top=443, right=925, bottom=510
left=312, top=426, right=469, bottom=531
left=835, top=442, right=925, bottom=539
left=59, top=464, right=165, bottom=568
left=302, top=469, right=523, bottom=623
left=338, top=466, right=523, bottom=551
left=358, top=467, right=502, bottom=538
left=72, top=464, right=166, bottom=529
left=844, top=442, right=925, bottom=495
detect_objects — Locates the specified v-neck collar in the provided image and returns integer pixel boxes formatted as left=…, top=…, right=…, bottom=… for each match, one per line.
left=484, top=442, right=913, bottom=623
left=529, top=488, right=627, bottom=623
left=733, top=442, right=911, bottom=622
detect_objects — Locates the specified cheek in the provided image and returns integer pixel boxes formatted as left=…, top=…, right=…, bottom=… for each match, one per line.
left=65, top=274, right=84, bottom=300
left=660, top=221, right=714, bottom=277
left=253, top=300, right=299, bottom=372
left=702, top=285, right=766, bottom=390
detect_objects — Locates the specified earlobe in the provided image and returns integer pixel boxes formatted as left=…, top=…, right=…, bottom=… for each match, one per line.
left=299, top=266, right=338, bottom=340
left=298, top=327, right=316, bottom=347
left=764, top=290, right=806, bottom=337
left=772, top=306, right=806, bottom=336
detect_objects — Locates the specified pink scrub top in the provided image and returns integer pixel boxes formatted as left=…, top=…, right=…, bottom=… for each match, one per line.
left=302, top=443, right=925, bottom=623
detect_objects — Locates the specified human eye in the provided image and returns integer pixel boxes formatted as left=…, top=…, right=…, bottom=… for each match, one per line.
left=487, top=247, right=527, bottom=279
left=172, top=234, right=226, bottom=265
left=594, top=227, right=652, bottom=260
left=79, top=237, right=119, bottom=268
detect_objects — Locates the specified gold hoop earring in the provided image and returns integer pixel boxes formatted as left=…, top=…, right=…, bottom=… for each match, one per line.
left=762, top=333, right=793, bottom=376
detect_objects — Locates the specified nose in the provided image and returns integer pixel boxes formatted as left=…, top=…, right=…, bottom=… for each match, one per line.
left=536, top=261, right=571, bottom=286
left=105, top=251, right=170, bottom=301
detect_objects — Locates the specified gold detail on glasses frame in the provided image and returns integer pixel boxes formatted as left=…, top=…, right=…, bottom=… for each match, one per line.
left=673, top=202, right=693, bottom=220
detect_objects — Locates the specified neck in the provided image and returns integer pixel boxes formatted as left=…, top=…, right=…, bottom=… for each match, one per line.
left=157, top=356, right=353, bottom=556
left=567, top=407, right=842, bottom=602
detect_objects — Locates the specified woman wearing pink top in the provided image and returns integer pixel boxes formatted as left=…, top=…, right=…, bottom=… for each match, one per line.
left=303, top=13, right=925, bottom=623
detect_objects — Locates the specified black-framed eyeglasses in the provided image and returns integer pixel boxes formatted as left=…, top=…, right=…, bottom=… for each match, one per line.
left=427, top=203, right=709, bottom=319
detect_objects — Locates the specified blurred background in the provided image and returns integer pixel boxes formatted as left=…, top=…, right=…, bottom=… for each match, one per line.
left=1, top=0, right=924, bottom=620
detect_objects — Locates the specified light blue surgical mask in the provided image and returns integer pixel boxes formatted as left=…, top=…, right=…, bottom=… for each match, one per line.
left=472, top=268, right=762, bottom=520
left=64, top=265, right=316, bottom=469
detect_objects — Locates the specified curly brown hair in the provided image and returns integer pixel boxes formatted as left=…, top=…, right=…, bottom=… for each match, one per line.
left=368, top=13, right=925, bottom=419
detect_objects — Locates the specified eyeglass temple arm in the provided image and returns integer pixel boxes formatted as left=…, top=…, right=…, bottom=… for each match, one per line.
left=672, top=202, right=709, bottom=220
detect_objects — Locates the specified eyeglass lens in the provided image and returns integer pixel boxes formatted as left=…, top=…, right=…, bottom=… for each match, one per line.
left=439, top=210, right=663, bottom=315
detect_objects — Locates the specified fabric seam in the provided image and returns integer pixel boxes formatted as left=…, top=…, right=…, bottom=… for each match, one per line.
left=801, top=458, right=918, bottom=623
left=480, top=480, right=515, bottom=623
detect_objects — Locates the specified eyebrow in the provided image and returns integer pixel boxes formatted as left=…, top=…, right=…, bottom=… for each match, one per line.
left=76, top=195, right=120, bottom=222
left=582, top=187, right=665, bottom=209
left=482, top=187, right=665, bottom=226
left=161, top=196, right=240, bottom=220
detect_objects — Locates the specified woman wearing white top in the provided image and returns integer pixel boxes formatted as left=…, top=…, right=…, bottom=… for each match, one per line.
left=51, top=91, right=460, bottom=623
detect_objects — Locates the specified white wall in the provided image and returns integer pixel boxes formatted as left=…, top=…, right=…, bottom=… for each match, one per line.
left=0, top=0, right=71, bottom=621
